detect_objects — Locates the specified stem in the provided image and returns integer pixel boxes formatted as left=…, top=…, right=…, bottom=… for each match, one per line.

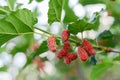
left=6, top=0, right=13, bottom=11
left=34, top=26, right=120, bottom=53
left=34, top=27, right=52, bottom=35
left=34, top=26, right=79, bottom=44
left=93, top=45, right=120, bottom=53
left=0, top=7, right=10, bottom=13
left=34, top=32, right=49, bottom=37
left=81, top=32, right=83, bottom=41
left=60, top=21, right=64, bottom=29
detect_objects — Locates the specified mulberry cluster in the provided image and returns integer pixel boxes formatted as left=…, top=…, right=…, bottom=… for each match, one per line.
left=47, top=30, right=96, bottom=64
left=57, top=30, right=78, bottom=64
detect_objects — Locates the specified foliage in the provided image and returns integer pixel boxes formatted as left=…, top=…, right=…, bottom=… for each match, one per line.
left=48, top=0, right=65, bottom=24
left=0, top=0, right=120, bottom=80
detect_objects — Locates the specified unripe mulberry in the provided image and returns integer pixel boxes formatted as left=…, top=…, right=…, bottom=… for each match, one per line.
left=78, top=46, right=88, bottom=61
left=62, top=29, right=70, bottom=42
left=57, top=49, right=67, bottom=59
left=47, top=35, right=57, bottom=52
left=63, top=41, right=70, bottom=51
left=82, top=39, right=96, bottom=55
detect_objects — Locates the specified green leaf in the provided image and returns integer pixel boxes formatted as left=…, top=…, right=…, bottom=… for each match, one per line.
left=48, top=0, right=65, bottom=24
left=31, top=40, right=48, bottom=58
left=79, top=0, right=103, bottom=5
left=7, top=0, right=16, bottom=10
left=68, top=20, right=86, bottom=35
left=63, top=0, right=78, bottom=23
left=0, top=66, right=7, bottom=71
left=29, top=0, right=33, bottom=4
left=68, top=19, right=98, bottom=35
left=27, top=40, right=48, bottom=64
left=0, top=6, right=9, bottom=14
left=36, top=0, right=43, bottom=2
left=97, top=30, right=116, bottom=47
left=0, top=46, right=6, bottom=53
left=90, top=63, right=113, bottom=80
left=113, top=55, right=120, bottom=61
left=0, top=9, right=37, bottom=47
left=97, top=30, right=113, bottom=39
left=90, top=57, right=113, bottom=80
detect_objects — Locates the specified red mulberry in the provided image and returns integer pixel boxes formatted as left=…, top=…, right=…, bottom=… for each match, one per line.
left=64, top=53, right=77, bottom=64
left=78, top=46, right=88, bottom=61
left=62, top=29, right=70, bottom=42
left=67, top=53, right=78, bottom=61
left=82, top=39, right=96, bottom=55
left=63, top=41, right=70, bottom=51
left=57, top=49, right=67, bottom=59
left=64, top=56, right=71, bottom=64
left=47, top=35, right=57, bottom=52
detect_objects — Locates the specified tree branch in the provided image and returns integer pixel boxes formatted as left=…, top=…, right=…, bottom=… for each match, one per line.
left=34, top=26, right=120, bottom=54
left=93, top=45, right=120, bottom=53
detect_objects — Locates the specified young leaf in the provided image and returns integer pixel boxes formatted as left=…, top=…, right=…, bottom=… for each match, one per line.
left=0, top=9, right=37, bottom=47
left=48, top=0, right=65, bottom=24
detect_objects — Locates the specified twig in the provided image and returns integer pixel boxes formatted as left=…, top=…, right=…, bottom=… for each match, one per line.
left=93, top=45, right=120, bottom=53
left=34, top=26, right=120, bottom=53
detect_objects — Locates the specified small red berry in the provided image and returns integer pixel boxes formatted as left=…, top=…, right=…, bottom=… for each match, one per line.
left=67, top=53, right=78, bottom=61
left=63, top=41, right=70, bottom=51
left=64, top=56, right=71, bottom=64
left=78, top=46, right=88, bottom=61
left=64, top=53, right=77, bottom=64
left=82, top=39, right=96, bottom=55
left=62, top=29, right=70, bottom=42
left=57, top=49, right=67, bottom=59
left=47, top=35, right=57, bottom=52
